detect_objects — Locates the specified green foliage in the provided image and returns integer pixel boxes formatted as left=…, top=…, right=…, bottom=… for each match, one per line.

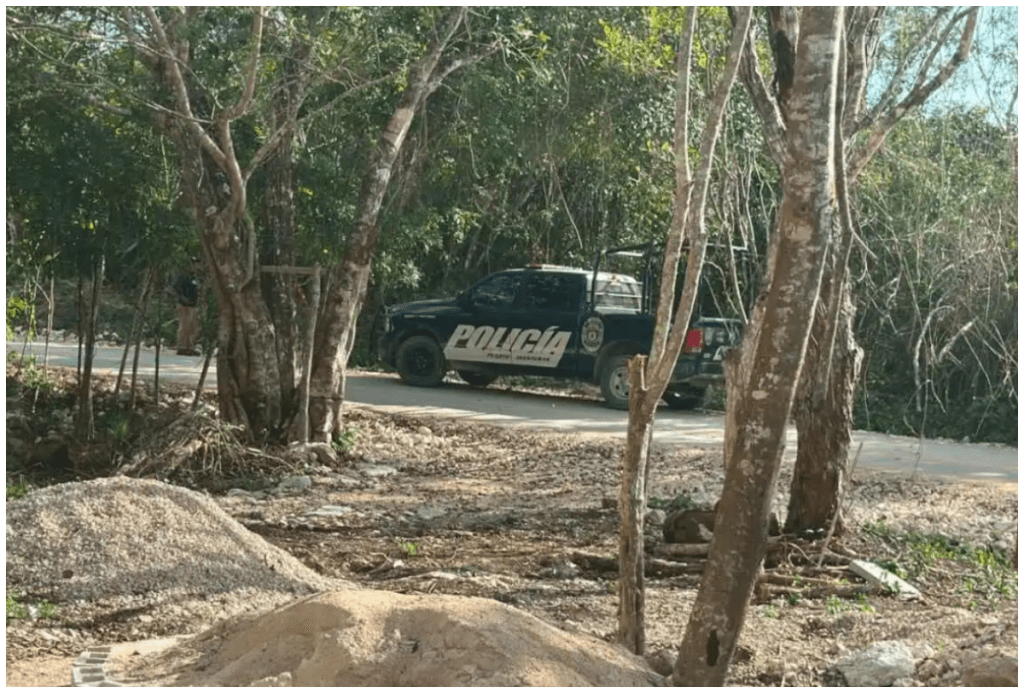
left=6, top=295, right=31, bottom=341
left=6, top=593, right=58, bottom=621
left=99, top=410, right=132, bottom=442
left=7, top=354, right=59, bottom=398
left=395, top=540, right=419, bottom=557
left=5, top=594, right=28, bottom=620
left=331, top=428, right=359, bottom=454
left=6, top=478, right=34, bottom=501
left=855, top=109, right=1017, bottom=444
left=861, top=519, right=1017, bottom=607
left=648, top=492, right=698, bottom=513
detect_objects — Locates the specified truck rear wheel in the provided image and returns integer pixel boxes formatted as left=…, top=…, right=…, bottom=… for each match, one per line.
left=599, top=354, right=632, bottom=410
left=396, top=336, right=445, bottom=387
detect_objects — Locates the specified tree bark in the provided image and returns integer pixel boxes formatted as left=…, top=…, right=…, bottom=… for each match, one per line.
left=259, top=38, right=311, bottom=431
left=615, top=7, right=750, bottom=655
left=307, top=7, right=469, bottom=442
left=785, top=6, right=974, bottom=533
left=74, top=258, right=104, bottom=441
left=673, top=8, right=843, bottom=685
left=787, top=267, right=863, bottom=534
left=144, top=7, right=283, bottom=442
left=617, top=355, right=655, bottom=654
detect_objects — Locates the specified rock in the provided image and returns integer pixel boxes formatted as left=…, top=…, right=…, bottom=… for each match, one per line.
left=917, top=658, right=941, bottom=680
left=645, top=648, right=676, bottom=677
left=962, top=655, right=1017, bottom=687
left=663, top=505, right=780, bottom=543
left=645, top=509, right=667, bottom=527
left=415, top=505, right=447, bottom=521
left=849, top=559, right=921, bottom=599
left=416, top=426, right=433, bottom=437
left=250, top=672, right=292, bottom=687
left=275, top=475, right=312, bottom=495
left=836, top=640, right=915, bottom=687
left=304, top=505, right=353, bottom=518
left=306, top=442, right=339, bottom=467
left=663, top=509, right=716, bottom=544
left=359, top=464, right=398, bottom=478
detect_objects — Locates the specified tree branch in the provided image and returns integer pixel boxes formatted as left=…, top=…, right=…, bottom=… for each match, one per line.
left=143, top=6, right=228, bottom=170
left=851, top=7, right=951, bottom=136
left=739, top=24, right=787, bottom=164
left=222, top=10, right=265, bottom=122
left=842, top=6, right=884, bottom=135
left=849, top=8, right=977, bottom=180
left=425, top=40, right=501, bottom=97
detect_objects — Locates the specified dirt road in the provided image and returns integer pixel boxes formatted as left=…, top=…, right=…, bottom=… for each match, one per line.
left=14, top=340, right=1018, bottom=482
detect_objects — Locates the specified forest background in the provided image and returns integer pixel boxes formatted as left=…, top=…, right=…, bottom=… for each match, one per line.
left=6, top=6, right=1018, bottom=445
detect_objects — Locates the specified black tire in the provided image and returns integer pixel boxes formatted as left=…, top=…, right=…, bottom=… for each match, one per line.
left=599, top=353, right=632, bottom=410
left=663, top=385, right=708, bottom=410
left=395, top=336, right=446, bottom=387
left=458, top=370, right=497, bottom=388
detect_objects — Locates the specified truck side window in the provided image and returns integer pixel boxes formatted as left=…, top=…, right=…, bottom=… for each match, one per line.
left=518, top=274, right=583, bottom=313
left=470, top=272, right=519, bottom=309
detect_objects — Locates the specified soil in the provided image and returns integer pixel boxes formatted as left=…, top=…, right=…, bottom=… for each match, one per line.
left=4, top=365, right=1018, bottom=686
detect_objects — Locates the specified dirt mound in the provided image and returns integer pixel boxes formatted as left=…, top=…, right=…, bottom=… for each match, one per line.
left=6, top=477, right=351, bottom=639
left=108, top=589, right=661, bottom=686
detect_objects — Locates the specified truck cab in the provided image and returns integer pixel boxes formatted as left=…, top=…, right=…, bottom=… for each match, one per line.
left=379, top=262, right=741, bottom=410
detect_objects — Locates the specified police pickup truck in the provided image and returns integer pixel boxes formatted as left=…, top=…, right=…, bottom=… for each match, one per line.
left=379, top=262, right=741, bottom=409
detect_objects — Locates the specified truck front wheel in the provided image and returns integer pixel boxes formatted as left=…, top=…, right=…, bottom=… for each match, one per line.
left=599, top=354, right=633, bottom=410
left=396, top=336, right=446, bottom=387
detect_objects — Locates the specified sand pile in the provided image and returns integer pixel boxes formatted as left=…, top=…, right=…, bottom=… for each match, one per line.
left=108, top=589, right=661, bottom=686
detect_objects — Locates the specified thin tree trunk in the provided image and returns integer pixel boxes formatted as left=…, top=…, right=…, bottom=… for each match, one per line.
left=293, top=265, right=320, bottom=442
left=260, top=41, right=307, bottom=425
left=787, top=269, right=863, bottom=534
left=191, top=345, right=215, bottom=410
left=308, top=7, right=470, bottom=442
left=673, top=8, right=842, bottom=685
left=616, top=7, right=750, bottom=655
left=75, top=257, right=105, bottom=441
left=617, top=355, right=656, bottom=654
left=43, top=273, right=54, bottom=370
left=115, top=267, right=154, bottom=398
left=154, top=302, right=161, bottom=406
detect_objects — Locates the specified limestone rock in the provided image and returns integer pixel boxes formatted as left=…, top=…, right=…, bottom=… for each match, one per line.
left=962, top=655, right=1017, bottom=687
left=836, top=640, right=915, bottom=687
left=275, top=475, right=312, bottom=495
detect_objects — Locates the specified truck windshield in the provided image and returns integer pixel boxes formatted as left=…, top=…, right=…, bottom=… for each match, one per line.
left=594, top=277, right=642, bottom=313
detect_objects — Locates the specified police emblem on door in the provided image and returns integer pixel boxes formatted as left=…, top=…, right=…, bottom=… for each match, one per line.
left=581, top=316, right=604, bottom=352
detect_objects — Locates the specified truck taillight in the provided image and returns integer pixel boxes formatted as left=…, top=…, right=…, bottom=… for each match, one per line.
left=684, top=328, right=703, bottom=353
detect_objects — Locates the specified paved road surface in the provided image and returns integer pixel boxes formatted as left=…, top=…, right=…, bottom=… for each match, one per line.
left=12, top=341, right=1017, bottom=483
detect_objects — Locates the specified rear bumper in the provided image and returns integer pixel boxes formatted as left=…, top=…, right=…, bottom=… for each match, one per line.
left=670, top=355, right=726, bottom=388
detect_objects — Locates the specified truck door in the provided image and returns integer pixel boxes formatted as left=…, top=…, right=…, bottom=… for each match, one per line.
left=511, top=272, right=586, bottom=375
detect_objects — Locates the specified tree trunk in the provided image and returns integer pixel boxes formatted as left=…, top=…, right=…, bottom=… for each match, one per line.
left=259, top=41, right=309, bottom=431
left=307, top=7, right=469, bottom=442
left=166, top=113, right=282, bottom=441
left=146, top=8, right=282, bottom=442
left=786, top=268, right=863, bottom=534
left=615, top=7, right=750, bottom=655
left=75, top=258, right=104, bottom=441
left=617, top=356, right=656, bottom=654
left=673, top=8, right=842, bottom=685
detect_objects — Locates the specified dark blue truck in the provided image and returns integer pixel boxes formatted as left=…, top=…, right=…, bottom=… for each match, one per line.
left=379, top=261, right=741, bottom=409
